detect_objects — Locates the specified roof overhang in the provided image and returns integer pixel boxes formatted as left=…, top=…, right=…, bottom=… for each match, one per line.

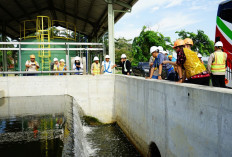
left=0, top=0, right=138, bottom=41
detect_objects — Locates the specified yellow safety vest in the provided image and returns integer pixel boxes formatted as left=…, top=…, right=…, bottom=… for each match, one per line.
left=54, top=64, right=58, bottom=71
left=93, top=63, right=100, bottom=75
left=183, top=48, right=206, bottom=79
left=211, top=51, right=226, bottom=73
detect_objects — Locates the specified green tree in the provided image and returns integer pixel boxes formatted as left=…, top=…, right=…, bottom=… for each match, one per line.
left=132, top=26, right=172, bottom=66
left=175, top=30, right=214, bottom=56
left=115, top=38, right=133, bottom=64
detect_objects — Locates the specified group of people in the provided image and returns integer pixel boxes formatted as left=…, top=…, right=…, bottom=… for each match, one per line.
left=147, top=38, right=227, bottom=88
left=25, top=38, right=228, bottom=88
left=90, top=54, right=133, bottom=76
left=50, top=58, right=67, bottom=75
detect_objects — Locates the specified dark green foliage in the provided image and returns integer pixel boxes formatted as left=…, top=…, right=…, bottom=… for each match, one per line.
left=131, top=26, right=172, bottom=66
left=175, top=30, right=214, bottom=56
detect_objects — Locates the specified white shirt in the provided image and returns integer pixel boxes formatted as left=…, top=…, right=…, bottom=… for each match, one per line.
left=25, top=60, right=39, bottom=71
left=102, top=61, right=113, bottom=74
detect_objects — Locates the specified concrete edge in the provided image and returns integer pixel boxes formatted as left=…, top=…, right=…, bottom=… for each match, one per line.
left=0, top=90, right=4, bottom=98
left=115, top=74, right=232, bottom=94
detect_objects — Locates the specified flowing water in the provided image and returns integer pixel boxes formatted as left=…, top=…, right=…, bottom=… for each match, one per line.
left=0, top=96, right=141, bottom=157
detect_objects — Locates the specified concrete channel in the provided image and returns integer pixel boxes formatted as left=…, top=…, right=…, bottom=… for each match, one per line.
left=0, top=75, right=232, bottom=157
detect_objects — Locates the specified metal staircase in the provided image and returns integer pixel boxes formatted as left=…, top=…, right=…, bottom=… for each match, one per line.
left=36, top=16, right=51, bottom=71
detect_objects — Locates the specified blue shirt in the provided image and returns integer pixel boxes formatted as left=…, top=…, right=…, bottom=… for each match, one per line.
left=153, top=53, right=175, bottom=74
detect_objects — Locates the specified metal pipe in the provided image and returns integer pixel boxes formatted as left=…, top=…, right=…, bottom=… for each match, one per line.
left=0, top=47, right=103, bottom=51
left=0, top=70, right=82, bottom=75
left=19, top=42, right=22, bottom=73
left=0, top=42, right=103, bottom=46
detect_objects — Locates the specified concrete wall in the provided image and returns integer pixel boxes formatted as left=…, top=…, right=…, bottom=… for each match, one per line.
left=114, top=75, right=232, bottom=157
left=0, top=75, right=115, bottom=123
left=1, top=75, right=232, bottom=157
left=0, top=96, right=66, bottom=118
left=0, top=89, right=4, bottom=98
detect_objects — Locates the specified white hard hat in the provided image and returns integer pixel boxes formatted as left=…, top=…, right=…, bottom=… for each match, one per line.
left=105, top=55, right=110, bottom=59
left=60, top=59, right=65, bottom=62
left=158, top=46, right=164, bottom=53
left=150, top=46, right=158, bottom=54
left=215, top=41, right=223, bottom=47
left=121, top=54, right=127, bottom=58
left=197, top=53, right=203, bottom=58
left=162, top=51, right=168, bottom=55
left=75, top=56, right=80, bottom=61
left=53, top=58, right=58, bottom=62
left=93, top=56, right=99, bottom=61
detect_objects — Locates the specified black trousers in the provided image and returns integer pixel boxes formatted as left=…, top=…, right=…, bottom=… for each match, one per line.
left=188, top=77, right=210, bottom=86
left=211, top=74, right=225, bottom=88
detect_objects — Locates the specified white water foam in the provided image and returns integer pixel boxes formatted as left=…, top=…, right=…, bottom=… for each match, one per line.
left=83, top=126, right=99, bottom=156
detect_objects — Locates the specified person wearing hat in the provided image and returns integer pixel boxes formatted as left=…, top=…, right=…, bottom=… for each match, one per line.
left=149, top=46, right=176, bottom=81
left=73, top=56, right=83, bottom=75
left=184, top=38, right=194, bottom=50
left=197, top=53, right=204, bottom=64
left=101, top=55, right=116, bottom=75
left=52, top=58, right=59, bottom=75
left=148, top=46, right=159, bottom=79
left=168, top=55, right=173, bottom=61
left=163, top=51, right=168, bottom=59
left=91, top=56, right=101, bottom=76
left=119, top=54, right=131, bottom=75
left=58, top=59, right=67, bottom=75
left=25, top=54, right=39, bottom=76
left=208, top=41, right=227, bottom=87
left=173, top=39, right=210, bottom=85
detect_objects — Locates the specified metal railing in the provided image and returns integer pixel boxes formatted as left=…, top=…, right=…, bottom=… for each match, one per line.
left=0, top=70, right=83, bottom=75
left=0, top=41, right=106, bottom=74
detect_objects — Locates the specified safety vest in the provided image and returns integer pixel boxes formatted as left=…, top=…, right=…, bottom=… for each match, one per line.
left=211, top=51, right=226, bottom=73
left=54, top=64, right=58, bottom=71
left=93, top=63, right=100, bottom=75
left=104, top=61, right=112, bottom=73
left=183, top=48, right=206, bottom=79
left=58, top=65, right=66, bottom=75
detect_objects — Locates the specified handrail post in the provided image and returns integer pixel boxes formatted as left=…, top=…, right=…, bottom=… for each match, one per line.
left=19, top=42, right=22, bottom=76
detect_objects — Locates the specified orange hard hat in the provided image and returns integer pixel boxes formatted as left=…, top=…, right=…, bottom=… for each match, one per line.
left=30, top=55, right=35, bottom=59
left=184, top=38, right=193, bottom=46
left=173, top=39, right=185, bottom=48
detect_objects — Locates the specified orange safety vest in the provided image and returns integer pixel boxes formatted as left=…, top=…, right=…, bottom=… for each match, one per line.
left=183, top=48, right=206, bottom=79
left=211, top=51, right=226, bottom=73
left=92, top=63, right=100, bottom=75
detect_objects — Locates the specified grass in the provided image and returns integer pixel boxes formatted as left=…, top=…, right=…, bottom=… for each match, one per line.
left=82, top=116, right=103, bottom=126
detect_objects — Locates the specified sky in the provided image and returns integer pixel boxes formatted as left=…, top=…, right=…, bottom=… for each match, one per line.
left=114, top=0, right=226, bottom=42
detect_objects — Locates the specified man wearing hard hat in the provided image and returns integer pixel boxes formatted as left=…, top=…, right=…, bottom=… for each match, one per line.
left=208, top=41, right=227, bottom=87
left=73, top=56, right=83, bottom=75
left=91, top=56, right=101, bottom=76
left=173, top=39, right=210, bottom=85
left=149, top=46, right=176, bottom=81
left=101, top=55, right=116, bottom=75
left=25, top=54, right=39, bottom=76
left=184, top=38, right=194, bottom=50
left=58, top=59, right=67, bottom=75
left=119, top=54, right=131, bottom=75
left=52, top=58, right=59, bottom=75
left=149, top=46, right=159, bottom=79
left=197, top=53, right=204, bottom=64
